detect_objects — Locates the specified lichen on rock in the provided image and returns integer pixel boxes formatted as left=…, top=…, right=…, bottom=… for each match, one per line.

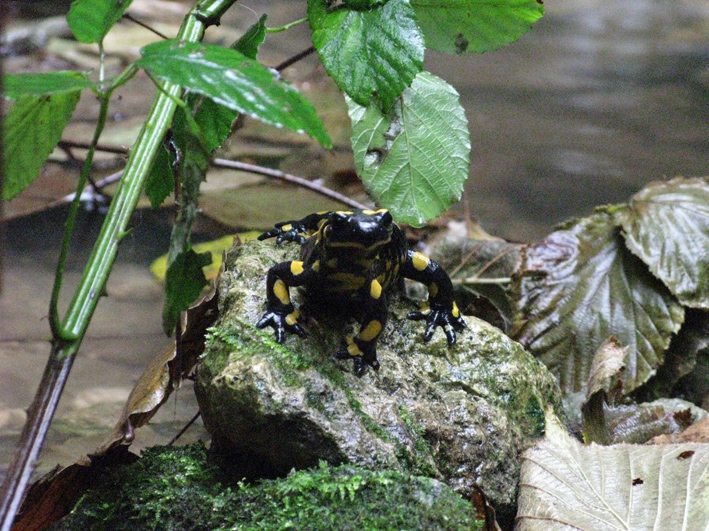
left=195, top=239, right=563, bottom=519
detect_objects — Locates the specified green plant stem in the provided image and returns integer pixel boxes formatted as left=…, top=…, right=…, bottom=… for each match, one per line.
left=0, top=1, right=239, bottom=528
left=49, top=90, right=110, bottom=340
left=267, top=16, right=308, bottom=33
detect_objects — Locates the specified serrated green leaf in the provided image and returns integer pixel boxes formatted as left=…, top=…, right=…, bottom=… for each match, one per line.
left=145, top=145, right=174, bottom=209
left=67, top=0, right=133, bottom=44
left=163, top=249, right=212, bottom=334
left=192, top=96, right=236, bottom=154
left=411, top=0, right=544, bottom=54
left=2, top=93, right=81, bottom=200
left=510, top=209, right=685, bottom=395
left=348, top=71, right=469, bottom=226
left=2, top=71, right=93, bottom=99
left=616, top=177, right=709, bottom=309
left=308, top=0, right=424, bottom=110
left=135, top=40, right=331, bottom=148
left=232, top=13, right=267, bottom=59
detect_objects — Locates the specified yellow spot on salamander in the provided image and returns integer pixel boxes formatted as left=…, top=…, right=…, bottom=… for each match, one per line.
left=357, top=320, right=382, bottom=342
left=428, top=282, right=438, bottom=298
left=290, top=261, right=304, bottom=275
left=452, top=302, right=460, bottom=318
left=370, top=279, right=382, bottom=300
left=281, top=224, right=292, bottom=231
left=312, top=260, right=320, bottom=272
left=346, top=336, right=363, bottom=356
left=285, top=310, right=300, bottom=326
left=412, top=252, right=430, bottom=272
left=362, top=208, right=388, bottom=215
left=273, top=279, right=290, bottom=305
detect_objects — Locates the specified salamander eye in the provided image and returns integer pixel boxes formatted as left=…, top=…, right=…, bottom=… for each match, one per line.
left=377, top=210, right=393, bottom=227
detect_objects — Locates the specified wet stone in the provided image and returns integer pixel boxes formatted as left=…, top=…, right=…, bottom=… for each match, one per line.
left=195, top=239, right=563, bottom=519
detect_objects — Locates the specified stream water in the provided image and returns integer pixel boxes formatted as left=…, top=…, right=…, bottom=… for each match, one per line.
left=1, top=0, right=709, bottom=481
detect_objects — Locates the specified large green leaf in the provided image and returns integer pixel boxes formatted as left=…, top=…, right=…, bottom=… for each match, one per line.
left=67, top=0, right=133, bottom=44
left=2, top=92, right=81, bottom=200
left=135, top=40, right=331, bottom=148
left=617, top=177, right=709, bottom=309
left=308, top=0, right=424, bottom=110
left=145, top=145, right=174, bottom=209
left=2, top=71, right=93, bottom=99
left=517, top=407, right=709, bottom=530
left=411, top=0, right=544, bottom=54
left=348, top=71, right=469, bottom=226
left=510, top=209, right=684, bottom=394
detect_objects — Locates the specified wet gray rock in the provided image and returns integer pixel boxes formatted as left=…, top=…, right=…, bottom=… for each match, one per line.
left=195, top=239, right=563, bottom=518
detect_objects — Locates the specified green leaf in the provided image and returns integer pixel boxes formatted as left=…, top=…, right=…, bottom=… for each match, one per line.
left=510, top=209, right=685, bottom=395
left=308, top=0, right=424, bottom=110
left=162, top=249, right=212, bottom=335
left=518, top=407, right=709, bottom=530
left=2, top=71, right=93, bottom=99
left=2, top=93, right=81, bottom=200
left=67, top=0, right=134, bottom=44
left=616, top=177, right=709, bottom=309
left=232, top=13, right=267, bottom=59
left=135, top=40, right=331, bottom=148
left=411, top=0, right=544, bottom=54
left=192, top=96, right=236, bottom=154
left=145, top=145, right=174, bottom=209
left=348, top=71, right=469, bottom=226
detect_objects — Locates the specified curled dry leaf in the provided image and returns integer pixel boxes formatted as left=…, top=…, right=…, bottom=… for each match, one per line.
left=12, top=290, right=220, bottom=531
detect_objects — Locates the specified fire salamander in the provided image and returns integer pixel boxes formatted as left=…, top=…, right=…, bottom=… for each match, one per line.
left=256, top=209, right=466, bottom=376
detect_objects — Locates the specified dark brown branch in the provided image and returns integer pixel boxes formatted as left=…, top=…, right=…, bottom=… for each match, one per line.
left=122, top=13, right=170, bottom=40
left=274, top=46, right=316, bottom=72
left=54, top=140, right=369, bottom=211
left=212, top=158, right=368, bottom=210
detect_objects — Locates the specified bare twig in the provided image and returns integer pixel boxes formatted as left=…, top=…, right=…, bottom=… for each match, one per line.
left=167, top=411, right=202, bottom=446
left=51, top=140, right=369, bottom=211
left=122, top=12, right=171, bottom=40
left=274, top=46, right=316, bottom=72
left=212, top=158, right=368, bottom=210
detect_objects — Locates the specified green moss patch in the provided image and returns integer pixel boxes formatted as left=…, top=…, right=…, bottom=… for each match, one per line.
left=52, top=444, right=482, bottom=531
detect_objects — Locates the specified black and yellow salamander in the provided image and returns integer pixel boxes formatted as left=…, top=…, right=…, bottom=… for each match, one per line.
left=256, top=209, right=466, bottom=376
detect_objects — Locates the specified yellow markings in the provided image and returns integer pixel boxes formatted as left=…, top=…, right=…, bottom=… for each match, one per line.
left=273, top=279, right=290, bottom=305
left=412, top=252, right=430, bottom=272
left=452, top=302, right=460, bottom=318
left=281, top=224, right=292, bottom=231
left=285, top=310, right=300, bottom=326
left=357, top=320, right=382, bottom=342
left=312, top=260, right=320, bottom=272
left=346, top=336, right=363, bottom=356
left=418, top=301, right=431, bottom=315
left=336, top=211, right=353, bottom=215
left=428, top=282, right=439, bottom=298
left=362, top=208, right=388, bottom=215
left=370, top=279, right=382, bottom=300
left=317, top=210, right=330, bottom=215
left=290, top=261, right=304, bottom=275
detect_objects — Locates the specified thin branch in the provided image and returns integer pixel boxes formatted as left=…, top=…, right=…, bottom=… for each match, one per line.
left=52, top=140, right=369, bottom=211
left=122, top=13, right=170, bottom=40
left=274, top=46, right=316, bottom=72
left=167, top=411, right=201, bottom=446
left=212, top=158, right=368, bottom=210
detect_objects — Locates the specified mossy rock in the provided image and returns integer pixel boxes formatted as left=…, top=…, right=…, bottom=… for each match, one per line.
left=51, top=444, right=483, bottom=531
left=196, top=239, right=563, bottom=522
